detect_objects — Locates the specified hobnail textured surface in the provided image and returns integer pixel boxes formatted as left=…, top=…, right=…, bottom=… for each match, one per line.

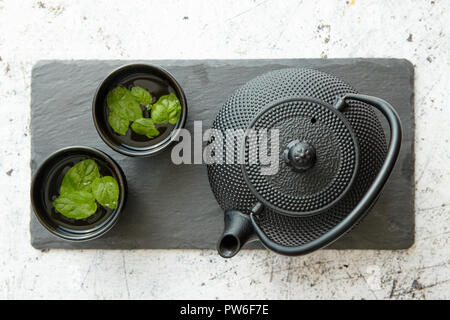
left=242, top=99, right=359, bottom=216
left=207, top=68, right=387, bottom=248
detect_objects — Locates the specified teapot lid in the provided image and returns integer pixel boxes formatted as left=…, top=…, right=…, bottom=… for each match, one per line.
left=241, top=97, right=360, bottom=216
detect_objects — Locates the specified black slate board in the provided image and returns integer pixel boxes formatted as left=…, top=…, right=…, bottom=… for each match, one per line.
left=30, top=59, right=415, bottom=250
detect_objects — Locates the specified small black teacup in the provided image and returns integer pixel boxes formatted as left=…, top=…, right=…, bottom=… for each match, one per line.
left=92, top=63, right=187, bottom=157
left=31, top=146, right=127, bottom=241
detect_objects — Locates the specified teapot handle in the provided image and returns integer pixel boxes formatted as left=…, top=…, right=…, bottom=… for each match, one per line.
left=250, top=94, right=402, bottom=255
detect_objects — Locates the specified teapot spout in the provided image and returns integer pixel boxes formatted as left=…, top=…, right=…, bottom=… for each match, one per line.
left=217, top=210, right=255, bottom=258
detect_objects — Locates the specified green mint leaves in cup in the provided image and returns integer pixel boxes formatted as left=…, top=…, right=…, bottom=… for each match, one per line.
left=150, top=93, right=182, bottom=125
left=131, top=118, right=160, bottom=139
left=105, top=86, right=182, bottom=140
left=53, top=159, right=120, bottom=220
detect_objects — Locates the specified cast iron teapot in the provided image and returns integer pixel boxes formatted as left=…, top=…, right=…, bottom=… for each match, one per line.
left=206, top=68, right=402, bottom=258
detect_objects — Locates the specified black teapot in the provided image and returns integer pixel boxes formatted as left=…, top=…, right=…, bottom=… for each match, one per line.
left=206, top=68, right=402, bottom=258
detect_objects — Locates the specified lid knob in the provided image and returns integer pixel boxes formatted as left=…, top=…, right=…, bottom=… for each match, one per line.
left=283, top=140, right=316, bottom=172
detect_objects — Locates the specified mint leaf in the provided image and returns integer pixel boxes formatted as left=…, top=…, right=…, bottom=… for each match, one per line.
left=92, top=176, right=120, bottom=210
left=60, top=159, right=100, bottom=194
left=114, top=96, right=142, bottom=121
left=106, top=86, right=142, bottom=122
left=131, top=86, right=152, bottom=106
left=131, top=118, right=160, bottom=139
left=150, top=93, right=182, bottom=125
left=106, top=86, right=129, bottom=107
left=150, top=101, right=169, bottom=124
left=53, top=191, right=97, bottom=219
left=108, top=111, right=130, bottom=135
left=166, top=93, right=182, bottom=124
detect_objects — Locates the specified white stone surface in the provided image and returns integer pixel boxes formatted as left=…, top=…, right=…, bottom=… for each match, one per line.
left=0, top=0, right=449, bottom=300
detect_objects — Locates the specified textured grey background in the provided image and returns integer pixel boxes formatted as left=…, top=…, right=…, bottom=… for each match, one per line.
left=30, top=59, right=414, bottom=250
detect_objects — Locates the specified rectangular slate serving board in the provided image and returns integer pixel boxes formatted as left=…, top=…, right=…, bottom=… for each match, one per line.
left=30, top=59, right=415, bottom=250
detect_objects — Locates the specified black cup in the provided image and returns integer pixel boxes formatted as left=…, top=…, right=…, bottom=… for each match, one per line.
left=92, top=63, right=187, bottom=157
left=31, top=146, right=127, bottom=241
